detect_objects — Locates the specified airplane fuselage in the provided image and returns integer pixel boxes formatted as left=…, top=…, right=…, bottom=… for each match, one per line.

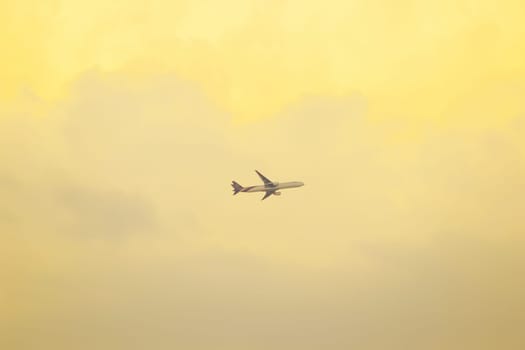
left=241, top=181, right=304, bottom=193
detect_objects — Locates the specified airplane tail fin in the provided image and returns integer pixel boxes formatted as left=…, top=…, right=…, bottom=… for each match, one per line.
left=231, top=181, right=243, bottom=195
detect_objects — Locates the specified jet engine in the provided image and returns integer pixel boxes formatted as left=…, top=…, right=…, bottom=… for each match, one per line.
left=273, top=191, right=281, bottom=196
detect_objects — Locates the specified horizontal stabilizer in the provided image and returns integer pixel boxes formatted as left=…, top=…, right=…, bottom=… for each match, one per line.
left=231, top=181, right=243, bottom=195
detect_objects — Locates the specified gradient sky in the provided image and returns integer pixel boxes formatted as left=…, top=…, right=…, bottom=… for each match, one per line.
left=1, top=1, right=525, bottom=349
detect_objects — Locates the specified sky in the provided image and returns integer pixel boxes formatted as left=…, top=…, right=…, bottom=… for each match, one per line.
left=1, top=1, right=525, bottom=349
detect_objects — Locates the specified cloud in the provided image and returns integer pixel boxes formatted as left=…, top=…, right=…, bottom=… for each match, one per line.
left=59, top=186, right=155, bottom=238
left=1, top=71, right=525, bottom=350
left=2, top=0, right=525, bottom=121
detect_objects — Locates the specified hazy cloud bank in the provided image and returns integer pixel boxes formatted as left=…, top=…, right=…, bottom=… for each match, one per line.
left=1, top=71, right=525, bottom=350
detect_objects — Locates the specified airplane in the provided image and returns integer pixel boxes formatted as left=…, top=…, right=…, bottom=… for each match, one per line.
left=231, top=170, right=304, bottom=200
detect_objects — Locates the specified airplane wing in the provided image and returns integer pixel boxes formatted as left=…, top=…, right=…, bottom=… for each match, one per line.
left=261, top=190, right=274, bottom=200
left=255, top=170, right=273, bottom=187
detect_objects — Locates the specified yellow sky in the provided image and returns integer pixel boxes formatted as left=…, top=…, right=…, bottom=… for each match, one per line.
left=1, top=1, right=525, bottom=350
left=2, top=0, right=525, bottom=122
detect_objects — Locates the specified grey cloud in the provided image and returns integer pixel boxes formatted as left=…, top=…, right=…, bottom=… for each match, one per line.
left=59, top=187, right=155, bottom=238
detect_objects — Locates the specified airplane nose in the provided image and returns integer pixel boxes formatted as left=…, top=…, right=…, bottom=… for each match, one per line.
left=300, top=182, right=305, bottom=186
